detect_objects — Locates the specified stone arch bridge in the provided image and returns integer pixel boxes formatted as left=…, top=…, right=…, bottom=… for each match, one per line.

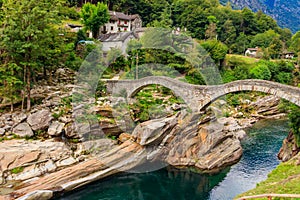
left=106, top=76, right=300, bottom=112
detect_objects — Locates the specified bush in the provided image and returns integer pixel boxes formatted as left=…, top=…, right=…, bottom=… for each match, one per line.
left=185, top=69, right=205, bottom=85
left=221, top=65, right=250, bottom=83
left=222, top=70, right=236, bottom=83
left=250, top=64, right=271, bottom=80
left=274, top=72, right=293, bottom=84
left=278, top=60, right=295, bottom=72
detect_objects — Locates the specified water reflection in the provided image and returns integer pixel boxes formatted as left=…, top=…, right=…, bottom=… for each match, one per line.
left=56, top=119, right=288, bottom=200
left=57, top=167, right=228, bottom=200
left=209, top=119, right=288, bottom=200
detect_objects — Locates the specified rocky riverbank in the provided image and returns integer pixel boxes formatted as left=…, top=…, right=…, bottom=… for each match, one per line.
left=0, top=69, right=291, bottom=200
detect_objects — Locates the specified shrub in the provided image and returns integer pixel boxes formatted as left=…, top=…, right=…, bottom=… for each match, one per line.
left=250, top=64, right=271, bottom=80
left=274, top=72, right=293, bottom=84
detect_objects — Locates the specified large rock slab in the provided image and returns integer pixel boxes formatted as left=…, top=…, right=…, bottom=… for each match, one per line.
left=27, top=110, right=53, bottom=131
left=165, top=113, right=243, bottom=172
left=132, top=114, right=178, bottom=146
left=0, top=139, right=74, bottom=183
left=12, top=123, right=34, bottom=138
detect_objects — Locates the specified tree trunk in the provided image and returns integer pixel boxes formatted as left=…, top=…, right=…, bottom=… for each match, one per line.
left=135, top=52, right=139, bottom=80
left=21, top=89, right=24, bottom=112
left=10, top=90, right=13, bottom=113
left=26, top=65, right=31, bottom=111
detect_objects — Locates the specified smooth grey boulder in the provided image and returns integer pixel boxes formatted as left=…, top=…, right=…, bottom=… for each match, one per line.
left=0, top=128, right=5, bottom=136
left=12, top=123, right=34, bottom=138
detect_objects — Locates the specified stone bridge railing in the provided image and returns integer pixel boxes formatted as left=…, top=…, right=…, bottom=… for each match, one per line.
left=106, top=76, right=300, bottom=112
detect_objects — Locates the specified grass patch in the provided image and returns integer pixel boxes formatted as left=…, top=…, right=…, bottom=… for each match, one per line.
left=225, top=54, right=258, bottom=67
left=235, top=155, right=300, bottom=199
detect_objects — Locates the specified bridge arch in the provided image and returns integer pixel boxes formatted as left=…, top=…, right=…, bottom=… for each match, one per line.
left=199, top=79, right=300, bottom=111
left=106, top=77, right=300, bottom=112
left=106, top=76, right=203, bottom=111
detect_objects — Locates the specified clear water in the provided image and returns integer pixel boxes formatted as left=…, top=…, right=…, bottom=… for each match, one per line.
left=56, top=119, right=289, bottom=200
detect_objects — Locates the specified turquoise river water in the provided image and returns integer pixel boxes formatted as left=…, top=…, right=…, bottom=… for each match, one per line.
left=57, top=119, right=289, bottom=200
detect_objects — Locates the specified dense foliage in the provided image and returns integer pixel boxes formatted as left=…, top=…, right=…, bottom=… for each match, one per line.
left=0, top=0, right=65, bottom=111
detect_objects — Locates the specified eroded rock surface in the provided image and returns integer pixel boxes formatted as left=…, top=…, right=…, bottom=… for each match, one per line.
left=0, top=139, right=76, bottom=184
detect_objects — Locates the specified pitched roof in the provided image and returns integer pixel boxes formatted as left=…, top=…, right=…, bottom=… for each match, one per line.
left=98, top=32, right=136, bottom=42
left=247, top=48, right=259, bottom=51
left=109, top=11, right=140, bottom=21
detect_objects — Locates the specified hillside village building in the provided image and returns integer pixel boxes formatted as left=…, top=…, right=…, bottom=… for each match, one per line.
left=99, top=11, right=143, bottom=54
left=100, top=11, right=142, bottom=34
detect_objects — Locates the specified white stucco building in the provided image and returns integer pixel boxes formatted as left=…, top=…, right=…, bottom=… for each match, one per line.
left=100, top=11, right=142, bottom=34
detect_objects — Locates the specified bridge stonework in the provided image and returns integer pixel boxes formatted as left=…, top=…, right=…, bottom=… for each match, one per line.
left=106, top=76, right=300, bottom=112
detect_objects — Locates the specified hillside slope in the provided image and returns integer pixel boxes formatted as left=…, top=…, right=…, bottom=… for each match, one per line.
left=220, top=0, right=300, bottom=33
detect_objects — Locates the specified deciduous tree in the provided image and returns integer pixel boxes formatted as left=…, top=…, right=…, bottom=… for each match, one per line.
left=1, top=0, right=64, bottom=111
left=81, top=2, right=109, bottom=39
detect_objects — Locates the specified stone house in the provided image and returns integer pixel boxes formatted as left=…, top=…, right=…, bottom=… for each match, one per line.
left=100, top=11, right=142, bottom=34
left=99, top=31, right=138, bottom=54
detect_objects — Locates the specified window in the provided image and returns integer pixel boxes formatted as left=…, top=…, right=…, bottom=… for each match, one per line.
left=124, top=21, right=127, bottom=24
left=124, top=28, right=127, bottom=31
left=111, top=26, right=114, bottom=31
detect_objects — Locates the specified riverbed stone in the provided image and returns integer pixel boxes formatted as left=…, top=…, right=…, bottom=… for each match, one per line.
left=0, top=128, right=5, bottom=136
left=64, top=123, right=78, bottom=138
left=235, top=130, right=247, bottom=140
left=48, top=121, right=64, bottom=137
left=12, top=123, right=34, bottom=138
left=27, top=110, right=53, bottom=131
left=12, top=112, right=27, bottom=124
left=118, top=133, right=132, bottom=143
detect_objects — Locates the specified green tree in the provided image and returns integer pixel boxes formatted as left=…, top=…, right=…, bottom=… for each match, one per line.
left=200, top=39, right=228, bottom=66
left=0, top=63, right=23, bottom=112
left=205, top=16, right=217, bottom=40
left=1, top=0, right=64, bottom=111
left=221, top=20, right=237, bottom=50
left=231, top=33, right=249, bottom=54
left=150, top=3, right=173, bottom=28
left=251, top=30, right=283, bottom=58
left=290, top=31, right=300, bottom=53
left=251, top=30, right=278, bottom=48
left=255, top=10, right=277, bottom=33
left=81, top=2, right=109, bottom=39
left=241, top=8, right=257, bottom=35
